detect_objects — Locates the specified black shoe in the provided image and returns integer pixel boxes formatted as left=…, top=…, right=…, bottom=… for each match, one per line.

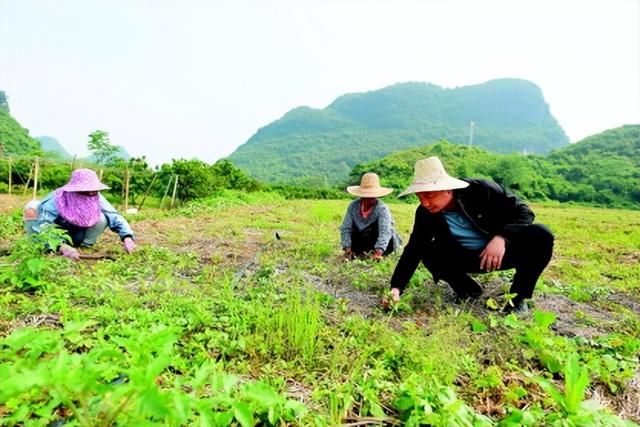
left=514, top=300, right=529, bottom=314
left=445, top=274, right=483, bottom=301
left=503, top=299, right=529, bottom=314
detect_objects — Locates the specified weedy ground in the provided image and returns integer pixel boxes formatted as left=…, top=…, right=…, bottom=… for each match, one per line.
left=0, top=191, right=638, bottom=426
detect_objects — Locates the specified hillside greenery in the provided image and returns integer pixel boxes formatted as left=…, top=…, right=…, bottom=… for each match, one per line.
left=0, top=109, right=41, bottom=156
left=229, top=79, right=569, bottom=185
left=348, top=125, right=640, bottom=209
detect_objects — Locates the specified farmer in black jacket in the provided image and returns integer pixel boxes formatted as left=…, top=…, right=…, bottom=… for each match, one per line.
left=386, top=157, right=554, bottom=313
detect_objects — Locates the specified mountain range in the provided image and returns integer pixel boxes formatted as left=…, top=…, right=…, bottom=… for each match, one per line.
left=228, top=78, right=569, bottom=185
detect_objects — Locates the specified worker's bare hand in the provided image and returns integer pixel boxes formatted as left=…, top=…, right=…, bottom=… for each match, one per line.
left=59, top=244, right=80, bottom=261
left=342, top=247, right=354, bottom=260
left=123, top=237, right=136, bottom=254
left=381, top=287, right=401, bottom=310
left=479, top=236, right=506, bottom=272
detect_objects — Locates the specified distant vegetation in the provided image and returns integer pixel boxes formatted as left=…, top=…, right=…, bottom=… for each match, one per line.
left=0, top=89, right=637, bottom=209
left=229, top=79, right=569, bottom=185
left=348, top=125, right=640, bottom=209
left=0, top=91, right=9, bottom=112
left=36, top=136, right=71, bottom=159
left=85, top=130, right=131, bottom=164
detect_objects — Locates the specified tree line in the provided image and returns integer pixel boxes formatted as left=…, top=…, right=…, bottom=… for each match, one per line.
left=348, top=125, right=640, bottom=209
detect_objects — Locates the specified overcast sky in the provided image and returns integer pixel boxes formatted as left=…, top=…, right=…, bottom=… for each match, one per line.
left=1, top=0, right=638, bottom=165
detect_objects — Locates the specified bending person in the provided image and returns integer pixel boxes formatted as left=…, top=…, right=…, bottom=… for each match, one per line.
left=340, top=172, right=402, bottom=260
left=387, top=157, right=553, bottom=313
left=24, top=168, right=136, bottom=260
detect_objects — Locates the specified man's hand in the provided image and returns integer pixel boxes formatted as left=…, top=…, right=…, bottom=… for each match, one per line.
left=371, top=249, right=383, bottom=261
left=59, top=244, right=80, bottom=261
left=123, top=237, right=136, bottom=254
left=382, top=287, right=401, bottom=309
left=343, top=247, right=354, bottom=260
left=479, top=235, right=506, bottom=272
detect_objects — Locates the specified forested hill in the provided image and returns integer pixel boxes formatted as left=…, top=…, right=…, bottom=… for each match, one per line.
left=37, top=136, right=71, bottom=159
left=0, top=108, right=41, bottom=156
left=348, top=124, right=640, bottom=208
left=228, top=78, right=569, bottom=185
left=547, top=124, right=639, bottom=161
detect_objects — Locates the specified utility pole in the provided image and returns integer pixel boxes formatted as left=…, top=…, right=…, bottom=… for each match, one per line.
left=468, top=121, right=475, bottom=146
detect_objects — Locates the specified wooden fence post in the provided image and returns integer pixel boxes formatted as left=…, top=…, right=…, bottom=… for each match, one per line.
left=159, top=175, right=173, bottom=209
left=7, top=157, right=11, bottom=195
left=23, top=162, right=34, bottom=195
left=137, top=173, right=158, bottom=211
left=170, top=175, right=179, bottom=207
left=32, top=157, right=39, bottom=199
left=123, top=168, right=130, bottom=212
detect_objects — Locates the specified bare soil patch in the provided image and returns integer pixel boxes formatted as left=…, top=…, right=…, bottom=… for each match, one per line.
left=0, top=194, right=30, bottom=214
left=117, top=217, right=266, bottom=270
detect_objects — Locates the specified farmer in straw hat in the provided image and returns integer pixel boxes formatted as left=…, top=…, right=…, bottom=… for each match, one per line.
left=340, top=172, right=402, bottom=260
left=24, top=168, right=136, bottom=261
left=385, top=157, right=553, bottom=313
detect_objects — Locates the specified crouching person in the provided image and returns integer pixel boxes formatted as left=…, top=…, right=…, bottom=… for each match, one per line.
left=386, top=157, right=553, bottom=313
left=24, top=168, right=136, bottom=260
left=340, top=172, right=402, bottom=261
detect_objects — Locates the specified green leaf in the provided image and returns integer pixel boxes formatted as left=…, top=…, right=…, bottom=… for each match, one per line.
left=283, top=400, right=307, bottom=418
left=536, top=377, right=565, bottom=408
left=503, top=314, right=521, bottom=329
left=471, top=319, right=487, bottom=332
left=563, top=353, right=589, bottom=414
left=498, top=409, right=523, bottom=426
left=532, top=310, right=556, bottom=330
left=213, top=410, right=234, bottom=427
left=369, top=401, right=386, bottom=418
left=267, top=405, right=278, bottom=425
left=242, top=383, right=280, bottom=406
left=233, top=402, right=254, bottom=427
left=485, top=298, right=498, bottom=310
left=393, top=395, right=415, bottom=411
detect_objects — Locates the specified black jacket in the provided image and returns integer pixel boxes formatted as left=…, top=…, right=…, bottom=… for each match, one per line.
left=390, top=179, right=535, bottom=292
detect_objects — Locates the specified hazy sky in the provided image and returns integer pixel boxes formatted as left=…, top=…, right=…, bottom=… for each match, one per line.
left=1, top=0, right=638, bottom=165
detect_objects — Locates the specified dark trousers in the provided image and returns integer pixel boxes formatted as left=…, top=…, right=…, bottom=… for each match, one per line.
left=351, top=222, right=395, bottom=256
left=421, top=224, right=554, bottom=302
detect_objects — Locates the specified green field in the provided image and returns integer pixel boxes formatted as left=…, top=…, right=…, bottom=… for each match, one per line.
left=1, top=192, right=639, bottom=426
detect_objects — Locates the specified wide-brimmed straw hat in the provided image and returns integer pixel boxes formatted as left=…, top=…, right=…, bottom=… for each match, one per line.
left=61, top=168, right=110, bottom=192
left=347, top=172, right=393, bottom=198
left=398, top=157, right=469, bottom=197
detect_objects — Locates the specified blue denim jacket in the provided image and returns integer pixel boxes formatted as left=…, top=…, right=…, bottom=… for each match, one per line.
left=28, top=192, right=134, bottom=243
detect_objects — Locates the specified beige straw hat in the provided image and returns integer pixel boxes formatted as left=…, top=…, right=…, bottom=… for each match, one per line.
left=398, top=157, right=469, bottom=197
left=347, top=172, right=393, bottom=198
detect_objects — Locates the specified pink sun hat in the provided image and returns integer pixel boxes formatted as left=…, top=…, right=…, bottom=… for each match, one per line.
left=61, top=169, right=110, bottom=192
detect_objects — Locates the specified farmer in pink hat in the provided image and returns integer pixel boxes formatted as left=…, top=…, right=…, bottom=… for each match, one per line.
left=24, top=168, right=136, bottom=260
left=385, top=157, right=554, bottom=313
left=340, top=172, right=402, bottom=260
